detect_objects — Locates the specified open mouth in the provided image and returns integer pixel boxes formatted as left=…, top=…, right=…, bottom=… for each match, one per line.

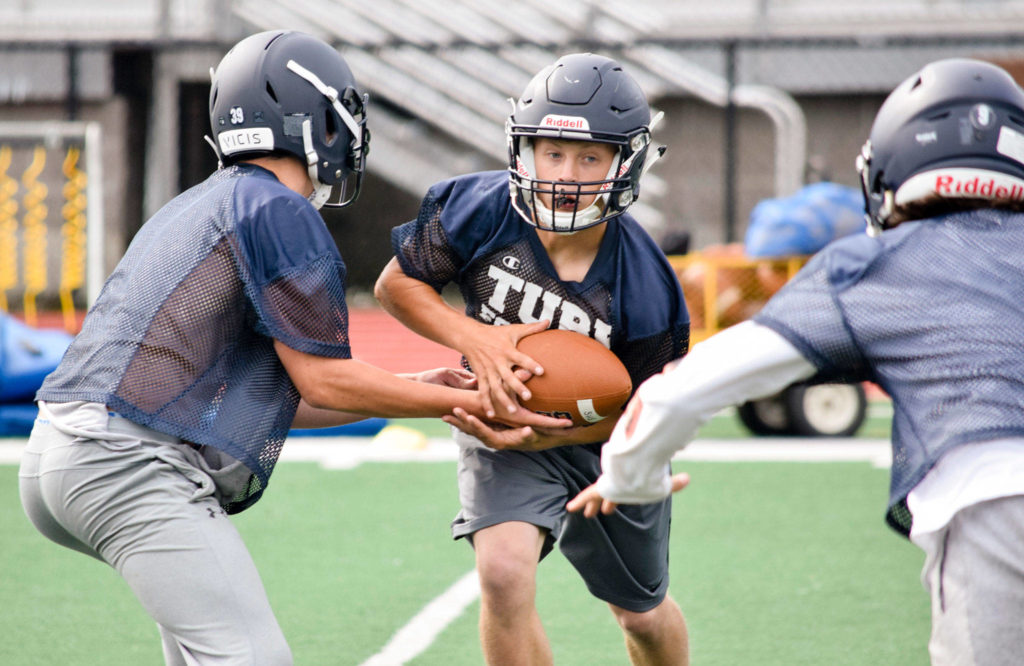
left=553, top=193, right=578, bottom=211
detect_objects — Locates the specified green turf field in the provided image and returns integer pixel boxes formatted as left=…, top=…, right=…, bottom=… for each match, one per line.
left=1, top=407, right=927, bottom=665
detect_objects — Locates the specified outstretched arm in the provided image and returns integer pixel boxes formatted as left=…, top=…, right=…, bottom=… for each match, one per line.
left=567, top=321, right=817, bottom=514
left=290, top=366, right=477, bottom=429
left=275, top=340, right=569, bottom=429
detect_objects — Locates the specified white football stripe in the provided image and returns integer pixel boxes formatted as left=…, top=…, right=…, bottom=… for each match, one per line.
left=576, top=398, right=606, bottom=423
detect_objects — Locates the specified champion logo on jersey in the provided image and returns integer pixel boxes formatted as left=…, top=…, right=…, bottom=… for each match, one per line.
left=502, top=255, right=521, bottom=270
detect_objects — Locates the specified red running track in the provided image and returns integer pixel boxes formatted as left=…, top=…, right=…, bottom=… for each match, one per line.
left=28, top=308, right=462, bottom=374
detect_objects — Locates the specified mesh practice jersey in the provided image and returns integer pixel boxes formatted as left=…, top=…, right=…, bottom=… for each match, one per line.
left=754, top=209, right=1024, bottom=535
left=38, top=164, right=352, bottom=512
left=392, top=170, right=689, bottom=404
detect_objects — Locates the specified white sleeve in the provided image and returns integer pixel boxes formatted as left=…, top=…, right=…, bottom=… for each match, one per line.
left=594, top=321, right=817, bottom=503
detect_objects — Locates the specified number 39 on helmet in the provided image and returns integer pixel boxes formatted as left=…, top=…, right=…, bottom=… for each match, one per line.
left=208, top=30, right=370, bottom=209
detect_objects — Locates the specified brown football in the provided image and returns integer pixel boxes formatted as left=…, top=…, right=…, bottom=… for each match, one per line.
left=517, top=329, right=632, bottom=427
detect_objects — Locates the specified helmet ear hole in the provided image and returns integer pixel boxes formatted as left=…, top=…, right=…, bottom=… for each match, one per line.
left=323, top=107, right=338, bottom=146
left=265, top=82, right=278, bottom=103
left=870, top=169, right=883, bottom=195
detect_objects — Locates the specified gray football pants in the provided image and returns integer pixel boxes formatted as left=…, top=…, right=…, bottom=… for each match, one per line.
left=921, top=495, right=1024, bottom=666
left=19, top=413, right=292, bottom=665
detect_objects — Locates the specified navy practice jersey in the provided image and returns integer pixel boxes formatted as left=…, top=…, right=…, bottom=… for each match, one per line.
left=38, top=164, right=352, bottom=512
left=392, top=170, right=690, bottom=403
left=754, top=209, right=1024, bottom=535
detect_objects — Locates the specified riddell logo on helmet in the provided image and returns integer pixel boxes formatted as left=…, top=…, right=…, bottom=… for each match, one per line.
left=934, top=173, right=1024, bottom=200
left=539, top=115, right=590, bottom=130
left=896, top=168, right=1024, bottom=206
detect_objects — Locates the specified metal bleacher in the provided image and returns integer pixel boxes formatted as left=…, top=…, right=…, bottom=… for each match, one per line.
left=225, top=0, right=692, bottom=230
left=225, top=0, right=809, bottom=233
left=218, top=0, right=1024, bottom=232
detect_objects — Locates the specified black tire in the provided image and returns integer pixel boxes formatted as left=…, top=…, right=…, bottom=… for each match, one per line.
left=785, top=383, right=867, bottom=437
left=736, top=393, right=794, bottom=436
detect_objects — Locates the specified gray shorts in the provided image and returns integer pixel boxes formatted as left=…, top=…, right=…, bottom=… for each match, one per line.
left=452, top=441, right=673, bottom=612
left=19, top=402, right=291, bottom=665
left=922, top=495, right=1024, bottom=666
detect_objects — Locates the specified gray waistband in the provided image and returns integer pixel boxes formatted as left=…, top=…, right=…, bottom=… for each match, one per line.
left=106, top=415, right=185, bottom=447
left=38, top=401, right=188, bottom=449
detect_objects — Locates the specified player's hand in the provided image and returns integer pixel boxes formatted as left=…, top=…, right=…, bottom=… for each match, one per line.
left=400, top=367, right=477, bottom=390
left=566, top=473, right=691, bottom=518
left=443, top=407, right=570, bottom=451
left=458, top=320, right=549, bottom=420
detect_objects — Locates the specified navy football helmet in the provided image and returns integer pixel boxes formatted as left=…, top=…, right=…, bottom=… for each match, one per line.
left=209, top=30, right=369, bottom=209
left=856, top=58, right=1024, bottom=234
left=507, top=53, right=664, bottom=232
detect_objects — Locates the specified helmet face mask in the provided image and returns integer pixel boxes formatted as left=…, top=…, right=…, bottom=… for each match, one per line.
left=858, top=58, right=1024, bottom=233
left=855, top=140, right=894, bottom=237
left=507, top=53, right=659, bottom=232
left=209, top=31, right=369, bottom=209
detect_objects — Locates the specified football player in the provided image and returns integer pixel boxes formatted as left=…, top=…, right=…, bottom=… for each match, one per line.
left=18, top=30, right=563, bottom=665
left=375, top=53, right=691, bottom=665
left=569, top=58, right=1024, bottom=666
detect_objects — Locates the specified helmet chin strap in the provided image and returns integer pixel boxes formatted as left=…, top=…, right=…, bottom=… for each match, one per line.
left=203, top=135, right=224, bottom=169
left=300, top=118, right=331, bottom=209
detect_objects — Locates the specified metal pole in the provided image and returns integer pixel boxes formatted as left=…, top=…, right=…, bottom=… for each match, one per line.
left=66, top=43, right=79, bottom=121
left=85, top=122, right=105, bottom=306
left=723, top=41, right=737, bottom=243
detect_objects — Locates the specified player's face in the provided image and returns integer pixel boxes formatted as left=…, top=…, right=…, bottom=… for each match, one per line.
left=532, top=138, right=617, bottom=213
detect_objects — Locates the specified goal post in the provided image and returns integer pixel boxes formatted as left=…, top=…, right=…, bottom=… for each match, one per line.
left=0, top=121, right=104, bottom=332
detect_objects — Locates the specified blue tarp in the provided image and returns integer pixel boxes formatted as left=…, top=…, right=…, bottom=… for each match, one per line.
left=0, top=312, right=73, bottom=404
left=0, top=403, right=40, bottom=436
left=0, top=313, right=72, bottom=436
left=745, top=182, right=865, bottom=258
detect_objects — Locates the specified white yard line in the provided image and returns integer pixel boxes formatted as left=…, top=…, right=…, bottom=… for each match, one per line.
left=280, top=435, right=894, bottom=469
left=360, top=570, right=481, bottom=666
left=0, top=435, right=893, bottom=468
left=277, top=437, right=461, bottom=469
left=676, top=438, right=892, bottom=468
